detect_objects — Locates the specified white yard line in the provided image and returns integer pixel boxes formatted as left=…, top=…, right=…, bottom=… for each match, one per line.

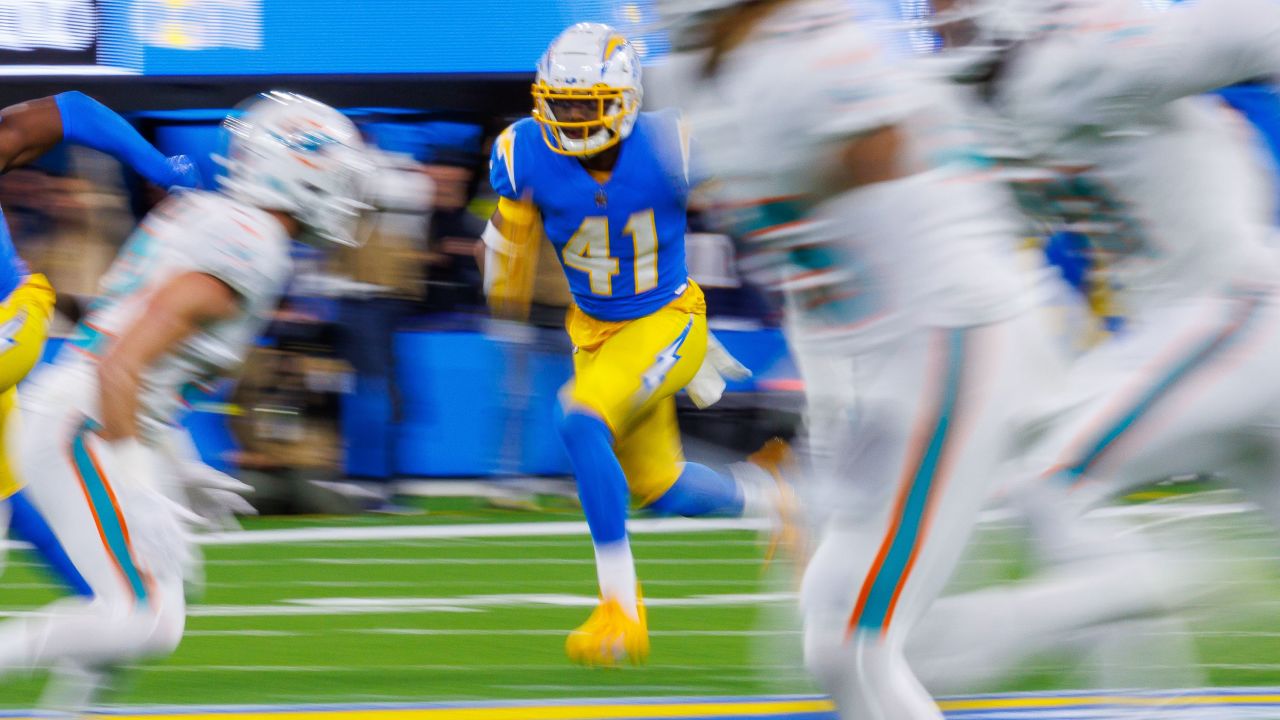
left=184, top=628, right=798, bottom=639
left=201, top=557, right=764, bottom=567
left=184, top=630, right=301, bottom=637
left=288, top=592, right=795, bottom=610
left=0, top=591, right=796, bottom=619
left=5, top=577, right=765, bottom=591
left=361, top=628, right=800, bottom=637
left=141, top=662, right=803, bottom=673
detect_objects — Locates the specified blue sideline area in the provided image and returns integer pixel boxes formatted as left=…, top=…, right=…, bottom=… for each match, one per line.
left=354, top=327, right=792, bottom=477
left=36, top=328, right=795, bottom=478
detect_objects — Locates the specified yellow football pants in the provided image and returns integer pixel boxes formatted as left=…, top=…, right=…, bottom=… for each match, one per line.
left=564, top=282, right=708, bottom=507
left=0, top=273, right=56, bottom=500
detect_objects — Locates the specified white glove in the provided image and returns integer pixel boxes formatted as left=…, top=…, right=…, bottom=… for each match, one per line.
left=177, top=461, right=257, bottom=531
left=155, top=426, right=257, bottom=532
left=686, top=333, right=753, bottom=409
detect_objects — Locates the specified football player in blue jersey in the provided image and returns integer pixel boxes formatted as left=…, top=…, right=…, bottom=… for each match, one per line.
left=484, top=23, right=791, bottom=667
left=0, top=93, right=199, bottom=594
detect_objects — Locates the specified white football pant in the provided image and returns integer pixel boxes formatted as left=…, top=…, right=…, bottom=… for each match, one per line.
left=797, top=312, right=1049, bottom=720
left=0, top=401, right=186, bottom=700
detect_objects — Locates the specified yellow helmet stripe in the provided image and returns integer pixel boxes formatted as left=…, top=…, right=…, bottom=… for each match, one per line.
left=603, top=35, right=627, bottom=61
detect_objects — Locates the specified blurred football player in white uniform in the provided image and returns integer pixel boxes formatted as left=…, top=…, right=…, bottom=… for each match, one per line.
left=896, top=0, right=1280, bottom=688
left=0, top=91, right=373, bottom=709
left=656, top=1, right=1052, bottom=717
left=974, top=0, right=1280, bottom=555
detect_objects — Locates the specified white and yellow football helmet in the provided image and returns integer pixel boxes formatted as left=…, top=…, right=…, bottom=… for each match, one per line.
left=217, top=91, right=375, bottom=246
left=532, top=23, right=643, bottom=157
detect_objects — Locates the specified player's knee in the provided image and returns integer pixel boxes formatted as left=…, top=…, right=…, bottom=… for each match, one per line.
left=556, top=407, right=613, bottom=449
left=803, top=626, right=851, bottom=692
left=121, top=582, right=186, bottom=662
left=85, top=581, right=139, bottom=619
left=139, top=599, right=186, bottom=660
left=804, top=624, right=898, bottom=697
left=645, top=463, right=742, bottom=517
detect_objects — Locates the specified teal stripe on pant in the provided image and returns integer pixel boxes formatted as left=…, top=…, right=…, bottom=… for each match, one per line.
left=70, top=428, right=148, bottom=602
left=855, top=328, right=967, bottom=634
left=1064, top=296, right=1263, bottom=481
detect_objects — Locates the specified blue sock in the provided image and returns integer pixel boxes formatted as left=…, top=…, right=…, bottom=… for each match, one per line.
left=557, top=405, right=629, bottom=545
left=7, top=489, right=93, bottom=597
left=647, top=462, right=745, bottom=517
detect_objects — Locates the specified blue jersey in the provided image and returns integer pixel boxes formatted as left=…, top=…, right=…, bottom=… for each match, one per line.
left=490, top=110, right=692, bottom=322
left=0, top=208, right=27, bottom=301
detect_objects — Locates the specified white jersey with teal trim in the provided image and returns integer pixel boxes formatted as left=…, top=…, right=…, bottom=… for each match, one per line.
left=677, top=0, right=1035, bottom=354
left=999, top=0, right=1280, bottom=315
left=25, top=190, right=292, bottom=436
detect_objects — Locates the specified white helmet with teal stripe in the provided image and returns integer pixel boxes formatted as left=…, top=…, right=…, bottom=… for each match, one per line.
left=217, top=91, right=376, bottom=247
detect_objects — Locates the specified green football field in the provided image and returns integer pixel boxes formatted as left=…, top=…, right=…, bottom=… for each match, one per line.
left=3, top=492, right=1280, bottom=714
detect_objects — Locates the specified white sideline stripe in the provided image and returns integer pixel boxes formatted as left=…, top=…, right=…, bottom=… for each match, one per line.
left=0, top=502, right=1254, bottom=553
left=199, top=517, right=769, bottom=546
left=0, top=517, right=765, bottom=552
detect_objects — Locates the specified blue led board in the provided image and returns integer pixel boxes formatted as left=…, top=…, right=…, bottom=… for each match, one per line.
left=0, top=0, right=667, bottom=75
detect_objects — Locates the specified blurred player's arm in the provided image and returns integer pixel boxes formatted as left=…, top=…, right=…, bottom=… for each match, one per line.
left=97, top=272, right=239, bottom=444
left=0, top=92, right=198, bottom=187
left=807, top=25, right=925, bottom=193
left=740, top=24, right=922, bottom=280
left=484, top=124, right=544, bottom=322
left=1006, top=0, right=1280, bottom=129
left=1113, top=0, right=1280, bottom=99
left=482, top=197, right=544, bottom=321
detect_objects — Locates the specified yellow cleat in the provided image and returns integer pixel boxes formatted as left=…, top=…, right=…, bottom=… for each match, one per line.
left=749, top=438, right=806, bottom=569
left=565, top=594, right=649, bottom=668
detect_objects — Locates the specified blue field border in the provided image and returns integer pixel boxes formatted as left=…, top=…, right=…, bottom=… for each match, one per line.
left=7, top=689, right=1280, bottom=720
